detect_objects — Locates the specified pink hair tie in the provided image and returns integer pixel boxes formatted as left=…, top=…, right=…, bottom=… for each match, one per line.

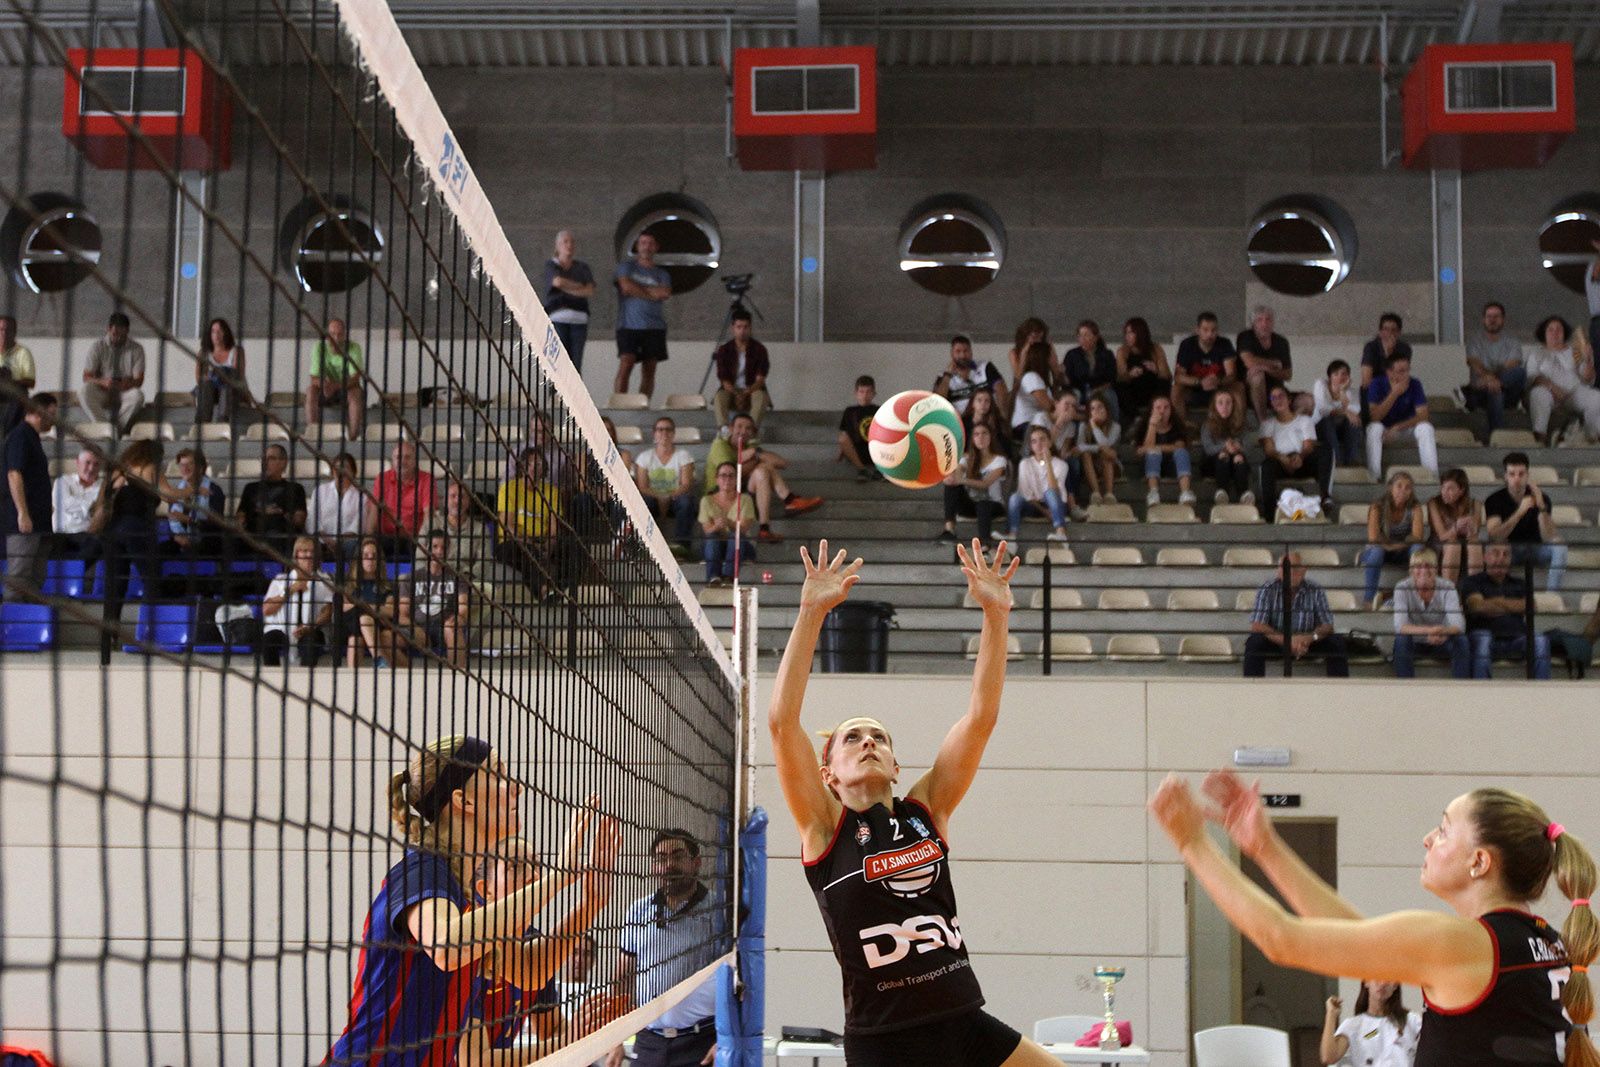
left=1548, top=822, right=1566, bottom=842
left=1573, top=899, right=1591, bottom=908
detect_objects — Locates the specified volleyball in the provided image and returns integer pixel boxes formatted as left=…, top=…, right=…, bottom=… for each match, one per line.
left=868, top=390, right=966, bottom=489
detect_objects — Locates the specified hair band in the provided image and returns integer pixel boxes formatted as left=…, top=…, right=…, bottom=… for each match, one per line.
left=414, top=737, right=492, bottom=823
left=1573, top=965, right=1589, bottom=974
left=1574, top=899, right=1591, bottom=908
left=1549, top=822, right=1567, bottom=842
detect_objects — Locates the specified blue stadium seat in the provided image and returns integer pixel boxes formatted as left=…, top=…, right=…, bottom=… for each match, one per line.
left=160, top=559, right=219, bottom=580
left=42, top=558, right=90, bottom=598
left=0, top=602, right=56, bottom=652
left=125, top=602, right=202, bottom=654
left=387, top=562, right=412, bottom=580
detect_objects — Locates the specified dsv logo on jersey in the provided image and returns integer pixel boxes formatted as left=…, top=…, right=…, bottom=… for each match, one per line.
left=864, top=838, right=944, bottom=899
left=858, top=915, right=964, bottom=969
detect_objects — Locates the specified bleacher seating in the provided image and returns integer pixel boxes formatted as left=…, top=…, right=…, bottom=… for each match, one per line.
left=0, top=602, right=56, bottom=652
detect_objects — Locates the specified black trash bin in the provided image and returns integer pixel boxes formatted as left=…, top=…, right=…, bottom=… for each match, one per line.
left=819, top=601, right=895, bottom=673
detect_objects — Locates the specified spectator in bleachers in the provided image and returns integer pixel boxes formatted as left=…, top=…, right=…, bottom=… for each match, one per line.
left=1462, top=302, right=1527, bottom=442
left=89, top=439, right=165, bottom=643
left=511, top=410, right=574, bottom=491
left=1461, top=542, right=1550, bottom=680
left=304, top=317, right=366, bottom=440
left=612, top=232, right=671, bottom=401
left=1, top=391, right=57, bottom=594
left=338, top=536, right=401, bottom=668
left=1009, top=424, right=1072, bottom=542
left=80, top=312, right=146, bottom=434
left=1390, top=549, right=1469, bottom=679
left=1199, top=389, right=1253, bottom=507
left=401, top=529, right=469, bottom=668
left=1258, top=384, right=1324, bottom=518
left=194, top=316, right=247, bottom=423
left=699, top=461, right=754, bottom=587
left=367, top=437, right=436, bottom=560
left=1426, top=468, right=1484, bottom=586
left=935, top=334, right=1010, bottom=418
left=704, top=412, right=822, bottom=544
left=1171, top=311, right=1241, bottom=417
left=239, top=443, right=308, bottom=558
left=0, top=315, right=36, bottom=394
left=1484, top=451, right=1567, bottom=592
left=310, top=452, right=364, bottom=561
left=1047, top=393, right=1084, bottom=489
left=1525, top=315, right=1600, bottom=446
left=712, top=307, right=770, bottom=430
left=939, top=422, right=1008, bottom=545
left=1588, top=238, right=1600, bottom=362
left=837, top=375, right=880, bottom=482
left=496, top=448, right=563, bottom=595
left=1004, top=318, right=1050, bottom=387
left=1009, top=340, right=1055, bottom=435
left=540, top=230, right=596, bottom=372
left=962, top=388, right=1012, bottom=462
left=1113, top=316, right=1170, bottom=425
left=1139, top=395, right=1195, bottom=506
left=1080, top=395, right=1121, bottom=504
left=51, top=446, right=102, bottom=558
left=164, top=447, right=225, bottom=560
left=260, top=535, right=333, bottom=667
left=1062, top=319, right=1119, bottom=422
left=1242, top=551, right=1348, bottom=677
left=1235, top=305, right=1294, bottom=423
left=1364, top=353, right=1438, bottom=481
left=418, top=478, right=486, bottom=579
left=1360, top=470, right=1426, bottom=608
left=634, top=416, right=697, bottom=558
left=1359, top=312, right=1411, bottom=397
left=1311, top=358, right=1361, bottom=483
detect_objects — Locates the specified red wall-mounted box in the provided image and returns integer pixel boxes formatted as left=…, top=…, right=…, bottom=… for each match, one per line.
left=1402, top=42, right=1574, bottom=171
left=63, top=47, right=233, bottom=171
left=733, top=46, right=877, bottom=171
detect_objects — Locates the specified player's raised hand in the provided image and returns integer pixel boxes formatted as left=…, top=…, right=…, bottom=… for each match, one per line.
left=1202, top=769, right=1274, bottom=861
left=1149, top=774, right=1207, bottom=853
left=957, top=538, right=1018, bottom=614
left=799, top=539, right=863, bottom=614
left=557, top=794, right=600, bottom=878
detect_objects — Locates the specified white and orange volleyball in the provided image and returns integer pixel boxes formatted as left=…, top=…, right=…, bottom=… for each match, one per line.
left=867, top=390, right=966, bottom=489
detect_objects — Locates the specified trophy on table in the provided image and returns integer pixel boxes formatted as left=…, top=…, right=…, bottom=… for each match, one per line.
left=1093, top=965, right=1126, bottom=1051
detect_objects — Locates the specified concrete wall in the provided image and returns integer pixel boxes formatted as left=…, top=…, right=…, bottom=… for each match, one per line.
left=4, top=63, right=1598, bottom=353
left=3, top=663, right=1596, bottom=1064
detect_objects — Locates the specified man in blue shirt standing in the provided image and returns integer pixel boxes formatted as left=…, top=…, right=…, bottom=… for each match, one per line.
left=614, top=233, right=673, bottom=401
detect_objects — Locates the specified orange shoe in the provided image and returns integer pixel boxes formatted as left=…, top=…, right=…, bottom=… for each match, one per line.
left=757, top=527, right=784, bottom=544
left=783, top=495, right=824, bottom=516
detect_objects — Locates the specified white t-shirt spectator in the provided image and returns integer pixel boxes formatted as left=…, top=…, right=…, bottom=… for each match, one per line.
left=944, top=361, right=1004, bottom=415
left=959, top=454, right=1009, bottom=503
left=310, top=480, right=365, bottom=539
left=52, top=472, right=100, bottom=534
left=1333, top=1012, right=1421, bottom=1067
left=1016, top=454, right=1069, bottom=502
left=262, top=571, right=334, bottom=635
left=1260, top=414, right=1318, bottom=457
left=1527, top=346, right=1589, bottom=394
left=1312, top=379, right=1360, bottom=423
left=1011, top=371, right=1051, bottom=429
left=635, top=447, right=695, bottom=496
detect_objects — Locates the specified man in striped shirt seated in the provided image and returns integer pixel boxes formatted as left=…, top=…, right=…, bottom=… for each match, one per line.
left=1242, top=551, right=1349, bottom=677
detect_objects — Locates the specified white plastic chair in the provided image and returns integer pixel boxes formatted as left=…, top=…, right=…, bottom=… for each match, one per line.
left=1193, top=1024, right=1291, bottom=1067
left=1032, top=1014, right=1108, bottom=1045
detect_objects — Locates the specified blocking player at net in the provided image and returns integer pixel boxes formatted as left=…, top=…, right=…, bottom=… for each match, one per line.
left=767, top=538, right=1066, bottom=1067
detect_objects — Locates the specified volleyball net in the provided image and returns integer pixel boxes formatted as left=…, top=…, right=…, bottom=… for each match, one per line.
left=0, top=0, right=748, bottom=1061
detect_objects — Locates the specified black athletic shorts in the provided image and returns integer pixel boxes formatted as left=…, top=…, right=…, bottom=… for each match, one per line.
left=617, top=327, right=669, bottom=363
left=843, top=1009, right=1022, bottom=1067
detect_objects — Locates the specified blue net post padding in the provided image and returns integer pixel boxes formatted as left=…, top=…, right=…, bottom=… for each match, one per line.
left=716, top=806, right=768, bottom=1067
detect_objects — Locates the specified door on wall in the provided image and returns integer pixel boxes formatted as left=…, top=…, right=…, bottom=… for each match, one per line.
left=1187, top=819, right=1338, bottom=1067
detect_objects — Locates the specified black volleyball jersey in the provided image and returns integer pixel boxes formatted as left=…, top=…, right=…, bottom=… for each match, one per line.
left=1417, top=909, right=1571, bottom=1067
left=803, top=797, right=984, bottom=1035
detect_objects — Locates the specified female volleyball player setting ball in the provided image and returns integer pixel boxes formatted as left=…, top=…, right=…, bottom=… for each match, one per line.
left=769, top=538, right=1063, bottom=1067
left=1151, top=770, right=1597, bottom=1067
left=326, top=736, right=620, bottom=1066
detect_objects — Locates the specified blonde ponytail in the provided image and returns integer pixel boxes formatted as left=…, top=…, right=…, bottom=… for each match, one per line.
left=1555, top=830, right=1599, bottom=1067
